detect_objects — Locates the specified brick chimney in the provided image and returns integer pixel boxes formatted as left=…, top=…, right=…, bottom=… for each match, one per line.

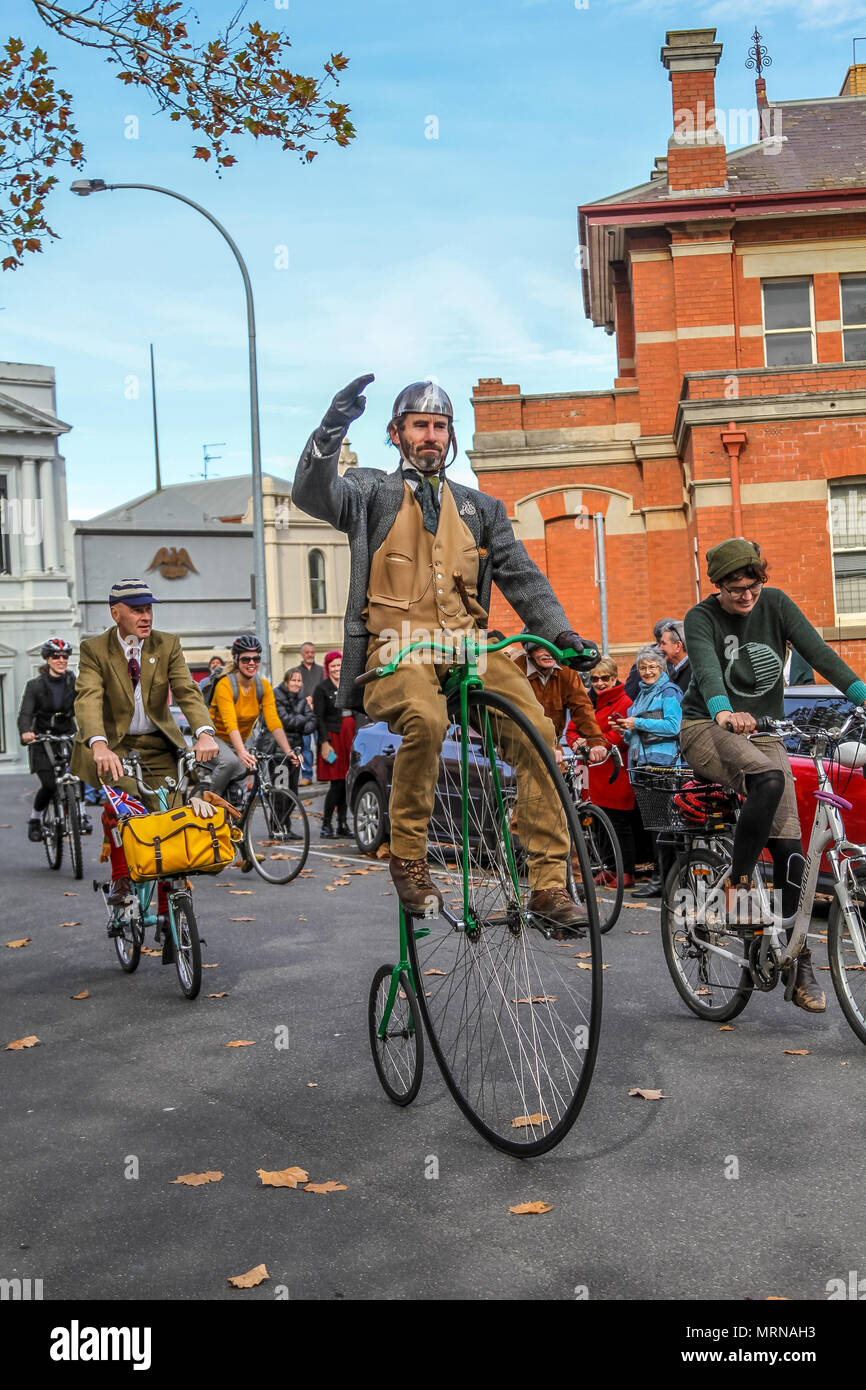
left=661, top=28, right=727, bottom=193
left=840, top=63, right=866, bottom=96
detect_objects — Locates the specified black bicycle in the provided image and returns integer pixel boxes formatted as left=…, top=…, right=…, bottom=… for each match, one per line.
left=224, top=750, right=310, bottom=884
left=31, top=733, right=89, bottom=880
left=560, top=745, right=625, bottom=933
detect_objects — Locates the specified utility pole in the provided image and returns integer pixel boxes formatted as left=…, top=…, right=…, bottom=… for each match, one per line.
left=149, top=343, right=161, bottom=492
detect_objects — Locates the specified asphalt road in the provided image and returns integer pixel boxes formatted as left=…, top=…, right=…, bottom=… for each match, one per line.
left=2, top=771, right=865, bottom=1304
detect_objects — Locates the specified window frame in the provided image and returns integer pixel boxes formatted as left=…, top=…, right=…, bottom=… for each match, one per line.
left=840, top=273, right=866, bottom=363
left=829, top=479, right=866, bottom=620
left=761, top=276, right=816, bottom=368
left=308, top=548, right=327, bottom=615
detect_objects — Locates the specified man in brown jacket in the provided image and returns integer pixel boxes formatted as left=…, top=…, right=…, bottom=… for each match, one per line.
left=515, top=641, right=607, bottom=762
left=72, top=577, right=218, bottom=903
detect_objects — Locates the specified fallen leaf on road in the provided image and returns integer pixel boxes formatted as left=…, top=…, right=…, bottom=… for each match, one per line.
left=718, top=1024, right=734, bottom=1031
left=511, top=995, right=557, bottom=1004
left=71, top=990, right=89, bottom=1000
left=574, top=951, right=592, bottom=958
left=629, top=1087, right=668, bottom=1100
left=376, top=843, right=390, bottom=859
left=6, top=939, right=30, bottom=948
left=304, top=1180, right=347, bottom=1194
left=627, top=930, right=650, bottom=936
left=424, top=969, right=446, bottom=976
left=226, top=1040, right=255, bottom=1048
left=141, top=947, right=161, bottom=956
left=783, top=1049, right=810, bottom=1056
left=202, top=963, right=218, bottom=968
left=695, top=987, right=711, bottom=996
left=766, top=1295, right=790, bottom=1300
left=229, top=917, right=256, bottom=922
left=59, top=921, right=81, bottom=928
left=350, top=869, right=369, bottom=875
left=298, top=917, right=307, bottom=921
left=5, top=1035, right=39, bottom=1050
left=227, top=1263, right=269, bottom=1289
left=576, top=962, right=593, bottom=971
left=257, top=1166, right=308, bottom=1188
left=171, top=1171, right=223, bottom=1186
left=63, top=891, right=78, bottom=896
left=207, top=992, right=228, bottom=999
left=846, top=964, right=866, bottom=972
left=307, top=1082, right=317, bottom=1088
left=511, top=1113, right=549, bottom=1128
left=379, top=891, right=393, bottom=896
left=508, top=1201, right=553, bottom=1215
left=0, top=823, right=9, bottom=828
left=229, top=890, right=253, bottom=895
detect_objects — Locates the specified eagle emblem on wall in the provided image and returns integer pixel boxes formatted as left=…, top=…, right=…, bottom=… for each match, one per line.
left=147, top=547, right=198, bottom=579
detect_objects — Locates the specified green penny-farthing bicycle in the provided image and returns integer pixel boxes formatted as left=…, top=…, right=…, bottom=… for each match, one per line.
left=362, top=633, right=603, bottom=1157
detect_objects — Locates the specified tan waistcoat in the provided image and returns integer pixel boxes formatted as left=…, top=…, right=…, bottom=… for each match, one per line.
left=366, top=481, right=480, bottom=644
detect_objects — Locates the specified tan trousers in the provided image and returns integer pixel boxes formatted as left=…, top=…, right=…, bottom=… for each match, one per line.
left=362, top=646, right=570, bottom=889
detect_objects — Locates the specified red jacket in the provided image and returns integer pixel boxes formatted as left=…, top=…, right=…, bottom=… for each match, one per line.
left=580, top=682, right=635, bottom=811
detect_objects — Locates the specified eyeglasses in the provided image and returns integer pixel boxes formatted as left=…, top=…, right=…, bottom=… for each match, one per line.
left=721, top=581, right=764, bottom=598
left=239, top=654, right=262, bottom=664
left=49, top=654, right=69, bottom=660
left=590, top=674, right=614, bottom=683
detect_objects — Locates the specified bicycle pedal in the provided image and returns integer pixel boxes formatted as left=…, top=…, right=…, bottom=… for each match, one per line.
left=106, top=923, right=123, bottom=938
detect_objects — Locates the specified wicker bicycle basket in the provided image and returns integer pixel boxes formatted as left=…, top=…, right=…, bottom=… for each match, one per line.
left=630, top=765, right=740, bottom=833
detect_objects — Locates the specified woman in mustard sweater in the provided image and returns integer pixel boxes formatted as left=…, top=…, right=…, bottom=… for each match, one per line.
left=208, top=635, right=297, bottom=796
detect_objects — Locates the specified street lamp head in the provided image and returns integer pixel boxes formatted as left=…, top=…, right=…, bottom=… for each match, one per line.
left=70, top=179, right=108, bottom=196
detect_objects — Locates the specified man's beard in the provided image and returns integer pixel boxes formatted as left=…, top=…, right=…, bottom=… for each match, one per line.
left=404, top=442, right=444, bottom=475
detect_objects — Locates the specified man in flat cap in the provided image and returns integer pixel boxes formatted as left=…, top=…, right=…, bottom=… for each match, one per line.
left=72, top=578, right=218, bottom=904
left=680, top=538, right=866, bottom=1011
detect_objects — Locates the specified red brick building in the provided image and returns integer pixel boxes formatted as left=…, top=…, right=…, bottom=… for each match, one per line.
left=471, top=28, right=866, bottom=675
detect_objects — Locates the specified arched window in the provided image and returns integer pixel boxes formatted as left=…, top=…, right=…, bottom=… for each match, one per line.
left=308, top=549, right=326, bottom=614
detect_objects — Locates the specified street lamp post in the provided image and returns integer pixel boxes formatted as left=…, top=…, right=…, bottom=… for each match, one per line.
left=71, top=178, right=270, bottom=669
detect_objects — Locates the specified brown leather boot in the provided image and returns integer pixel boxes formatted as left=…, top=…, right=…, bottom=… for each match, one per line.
left=791, top=947, right=826, bottom=1013
left=107, top=877, right=132, bottom=907
left=388, top=855, right=444, bottom=917
left=528, top=887, right=586, bottom=937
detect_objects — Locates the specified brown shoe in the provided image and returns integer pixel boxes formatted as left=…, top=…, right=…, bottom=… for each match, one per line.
left=389, top=855, right=444, bottom=917
left=528, top=887, right=586, bottom=937
left=791, top=947, right=826, bottom=1013
left=107, top=877, right=133, bottom=906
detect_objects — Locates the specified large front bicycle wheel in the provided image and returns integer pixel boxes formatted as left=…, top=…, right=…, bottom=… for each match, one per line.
left=572, top=804, right=624, bottom=934
left=827, top=878, right=866, bottom=1045
left=64, top=783, right=83, bottom=880
left=661, top=850, right=753, bottom=1022
left=244, top=787, right=309, bottom=884
left=413, top=688, right=602, bottom=1156
left=170, top=892, right=201, bottom=1000
left=368, top=964, right=424, bottom=1105
left=42, top=797, right=63, bottom=871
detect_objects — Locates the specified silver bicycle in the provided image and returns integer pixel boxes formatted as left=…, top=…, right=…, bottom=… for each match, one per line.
left=660, top=708, right=866, bottom=1041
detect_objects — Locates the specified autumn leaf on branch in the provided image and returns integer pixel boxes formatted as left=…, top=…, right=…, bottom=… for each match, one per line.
left=2, top=2, right=356, bottom=269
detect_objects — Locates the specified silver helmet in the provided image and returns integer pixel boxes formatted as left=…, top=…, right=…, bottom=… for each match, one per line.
left=389, top=379, right=457, bottom=465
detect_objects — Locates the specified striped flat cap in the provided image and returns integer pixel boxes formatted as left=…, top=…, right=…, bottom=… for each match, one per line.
left=108, top=578, right=161, bottom=607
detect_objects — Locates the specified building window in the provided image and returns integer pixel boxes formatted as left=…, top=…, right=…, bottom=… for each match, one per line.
left=0, top=476, right=10, bottom=575
left=841, top=275, right=866, bottom=362
left=0, top=676, right=5, bottom=752
left=762, top=279, right=815, bottom=366
left=829, top=481, right=866, bottom=615
left=308, top=549, right=326, bottom=614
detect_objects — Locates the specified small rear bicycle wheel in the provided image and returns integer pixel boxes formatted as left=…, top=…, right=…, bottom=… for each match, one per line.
left=170, top=892, right=201, bottom=999
left=114, top=897, right=143, bottom=973
left=42, top=797, right=63, bottom=871
left=827, top=877, right=866, bottom=1045
left=244, top=786, right=309, bottom=884
left=64, top=783, right=83, bottom=880
left=415, top=687, right=602, bottom=1156
left=368, top=964, right=424, bottom=1105
left=572, top=804, right=624, bottom=934
left=661, top=850, right=753, bottom=1022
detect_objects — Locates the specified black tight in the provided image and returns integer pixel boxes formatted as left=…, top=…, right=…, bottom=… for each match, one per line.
left=33, top=767, right=56, bottom=814
left=730, top=769, right=785, bottom=885
left=323, top=780, right=347, bottom=825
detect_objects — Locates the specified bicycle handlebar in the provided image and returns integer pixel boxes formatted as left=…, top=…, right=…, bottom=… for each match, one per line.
left=357, top=632, right=599, bottom=687
left=565, top=743, right=623, bottom=784
left=720, top=707, right=866, bottom=744
left=120, top=747, right=199, bottom=800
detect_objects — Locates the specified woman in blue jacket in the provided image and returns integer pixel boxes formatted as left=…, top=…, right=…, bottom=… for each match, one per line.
left=609, top=646, right=683, bottom=898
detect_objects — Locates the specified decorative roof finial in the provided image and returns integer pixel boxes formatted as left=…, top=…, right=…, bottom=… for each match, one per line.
left=746, top=26, right=772, bottom=79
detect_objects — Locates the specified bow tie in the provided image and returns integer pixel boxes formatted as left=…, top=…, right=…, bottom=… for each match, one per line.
left=403, top=469, right=440, bottom=534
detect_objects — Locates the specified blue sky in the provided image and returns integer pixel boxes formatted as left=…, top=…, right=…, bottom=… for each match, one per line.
left=3, top=0, right=864, bottom=515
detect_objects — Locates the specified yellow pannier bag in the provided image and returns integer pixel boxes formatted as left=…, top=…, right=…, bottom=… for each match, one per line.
left=120, top=805, right=234, bottom=882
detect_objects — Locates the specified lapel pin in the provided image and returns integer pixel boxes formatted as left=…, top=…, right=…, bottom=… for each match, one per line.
left=149, top=657, right=155, bottom=664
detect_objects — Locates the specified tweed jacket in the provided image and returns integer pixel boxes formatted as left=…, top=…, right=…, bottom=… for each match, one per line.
left=293, top=431, right=570, bottom=710
left=70, top=627, right=211, bottom=785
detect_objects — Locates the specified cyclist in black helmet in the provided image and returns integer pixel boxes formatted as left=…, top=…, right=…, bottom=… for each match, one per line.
left=207, top=634, right=299, bottom=797
left=19, top=638, right=87, bottom=841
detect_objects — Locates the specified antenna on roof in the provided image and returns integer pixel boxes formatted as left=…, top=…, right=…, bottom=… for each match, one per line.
left=191, top=443, right=224, bottom=481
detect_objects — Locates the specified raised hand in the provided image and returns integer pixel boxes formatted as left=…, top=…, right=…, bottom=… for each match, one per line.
left=317, top=374, right=375, bottom=440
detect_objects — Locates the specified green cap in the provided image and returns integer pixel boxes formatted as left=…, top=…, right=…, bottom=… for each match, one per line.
left=706, top=537, right=763, bottom=584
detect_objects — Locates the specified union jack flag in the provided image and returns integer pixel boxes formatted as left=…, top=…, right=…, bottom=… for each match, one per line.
left=103, top=785, right=147, bottom=819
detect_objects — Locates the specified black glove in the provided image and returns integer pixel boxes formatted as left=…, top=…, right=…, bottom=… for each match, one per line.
left=314, top=373, right=375, bottom=447
left=555, top=630, right=601, bottom=671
